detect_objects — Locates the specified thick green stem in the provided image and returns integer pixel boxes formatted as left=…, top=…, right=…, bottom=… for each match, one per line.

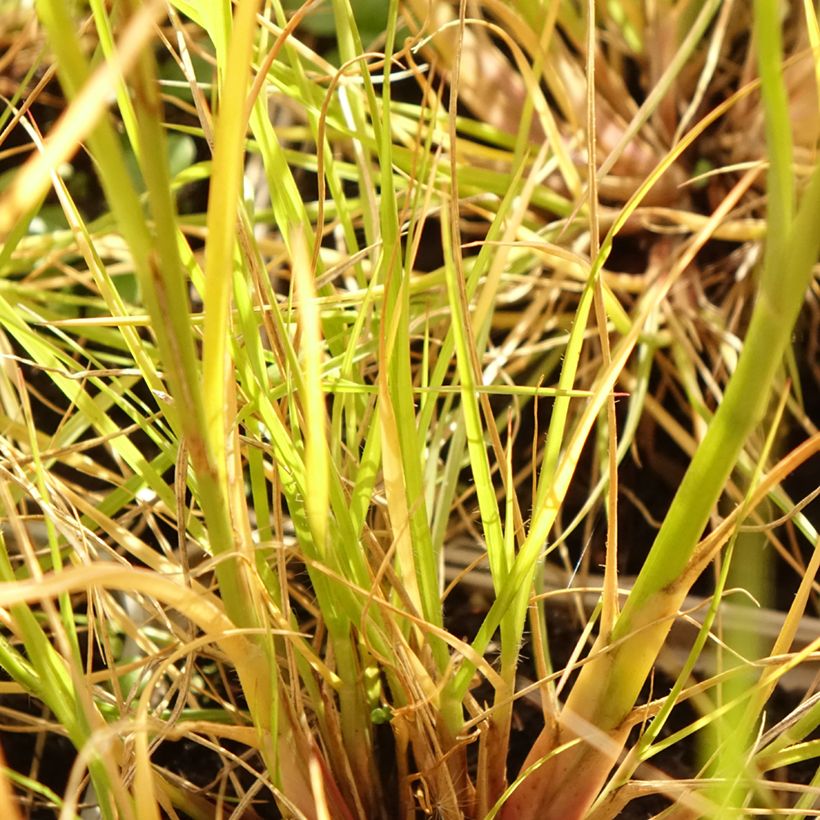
left=502, top=107, right=820, bottom=820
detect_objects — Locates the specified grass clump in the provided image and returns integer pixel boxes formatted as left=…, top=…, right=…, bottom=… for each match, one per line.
left=0, top=1, right=817, bottom=818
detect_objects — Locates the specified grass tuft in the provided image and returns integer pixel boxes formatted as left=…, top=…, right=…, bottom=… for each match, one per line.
left=0, top=1, right=817, bottom=818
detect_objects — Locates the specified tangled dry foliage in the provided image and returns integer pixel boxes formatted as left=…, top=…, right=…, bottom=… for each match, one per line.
left=404, top=3, right=820, bottom=819
left=0, top=0, right=818, bottom=818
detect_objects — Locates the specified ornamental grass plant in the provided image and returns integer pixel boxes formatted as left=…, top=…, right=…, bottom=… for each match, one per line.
left=0, top=1, right=818, bottom=818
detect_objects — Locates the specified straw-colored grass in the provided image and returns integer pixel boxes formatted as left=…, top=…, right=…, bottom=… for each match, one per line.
left=0, top=1, right=817, bottom=818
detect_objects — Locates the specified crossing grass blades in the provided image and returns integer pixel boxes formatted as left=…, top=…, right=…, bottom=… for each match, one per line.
left=0, top=1, right=818, bottom=818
